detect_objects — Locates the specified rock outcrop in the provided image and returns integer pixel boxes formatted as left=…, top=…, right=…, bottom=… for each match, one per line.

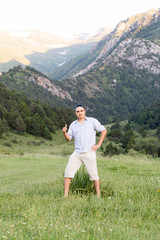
left=25, top=75, right=73, bottom=101
left=105, top=38, right=160, bottom=74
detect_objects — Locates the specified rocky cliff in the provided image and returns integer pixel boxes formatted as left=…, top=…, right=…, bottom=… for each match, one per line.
left=74, top=9, right=160, bottom=77
left=105, top=38, right=160, bottom=74
left=25, top=75, right=73, bottom=101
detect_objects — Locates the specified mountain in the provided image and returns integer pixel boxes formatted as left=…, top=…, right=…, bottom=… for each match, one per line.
left=0, top=28, right=112, bottom=74
left=52, top=9, right=160, bottom=123
left=51, top=9, right=160, bottom=80
left=1, top=9, right=160, bottom=124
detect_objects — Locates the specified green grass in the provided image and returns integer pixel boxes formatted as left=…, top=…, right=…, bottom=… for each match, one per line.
left=0, top=132, right=160, bottom=239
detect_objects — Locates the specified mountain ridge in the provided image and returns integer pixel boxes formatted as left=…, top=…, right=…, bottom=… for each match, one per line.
left=1, top=8, right=160, bottom=124
left=72, top=9, right=160, bottom=77
left=0, top=28, right=112, bottom=74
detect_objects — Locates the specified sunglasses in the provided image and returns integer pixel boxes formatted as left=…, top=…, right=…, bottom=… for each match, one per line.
left=75, top=104, right=84, bottom=109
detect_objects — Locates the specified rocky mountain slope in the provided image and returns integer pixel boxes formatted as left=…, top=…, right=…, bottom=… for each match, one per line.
left=0, top=66, right=73, bottom=108
left=52, top=9, right=160, bottom=79
left=54, top=9, right=160, bottom=122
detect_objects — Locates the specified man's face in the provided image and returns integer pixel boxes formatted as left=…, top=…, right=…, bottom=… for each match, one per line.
left=75, top=106, right=86, bottom=120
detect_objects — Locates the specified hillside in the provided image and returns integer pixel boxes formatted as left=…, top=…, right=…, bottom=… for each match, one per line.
left=61, top=65, right=160, bottom=123
left=51, top=9, right=160, bottom=79
left=0, top=28, right=112, bottom=74
left=0, top=81, right=75, bottom=139
left=0, top=66, right=74, bottom=108
left=48, top=9, right=160, bottom=123
left=1, top=63, right=160, bottom=125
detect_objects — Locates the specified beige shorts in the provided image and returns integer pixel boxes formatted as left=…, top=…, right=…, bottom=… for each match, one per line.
left=64, top=150, right=99, bottom=181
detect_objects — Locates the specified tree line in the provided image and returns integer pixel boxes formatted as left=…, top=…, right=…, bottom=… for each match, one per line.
left=102, top=101, right=160, bottom=157
left=0, top=83, right=75, bottom=140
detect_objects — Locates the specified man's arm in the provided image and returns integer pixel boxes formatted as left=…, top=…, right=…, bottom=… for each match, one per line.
left=91, top=130, right=107, bottom=151
left=62, top=124, right=70, bottom=142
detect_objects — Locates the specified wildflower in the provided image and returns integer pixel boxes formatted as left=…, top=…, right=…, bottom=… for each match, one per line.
left=157, top=189, right=160, bottom=192
left=82, top=230, right=86, bottom=233
left=110, top=229, right=113, bottom=231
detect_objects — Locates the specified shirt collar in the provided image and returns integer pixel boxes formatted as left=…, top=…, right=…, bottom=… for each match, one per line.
left=75, top=116, right=88, bottom=123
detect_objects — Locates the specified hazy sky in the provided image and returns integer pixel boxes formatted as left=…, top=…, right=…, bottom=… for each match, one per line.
left=1, top=0, right=159, bottom=37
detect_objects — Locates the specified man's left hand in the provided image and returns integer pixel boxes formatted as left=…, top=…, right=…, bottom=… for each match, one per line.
left=91, top=144, right=101, bottom=152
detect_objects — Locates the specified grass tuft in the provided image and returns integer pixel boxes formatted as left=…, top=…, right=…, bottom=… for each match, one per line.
left=70, top=166, right=94, bottom=195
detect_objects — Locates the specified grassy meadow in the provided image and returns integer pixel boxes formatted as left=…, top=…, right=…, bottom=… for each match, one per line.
left=0, top=131, right=160, bottom=239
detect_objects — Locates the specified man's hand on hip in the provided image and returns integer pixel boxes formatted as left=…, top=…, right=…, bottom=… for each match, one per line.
left=91, top=144, right=101, bottom=152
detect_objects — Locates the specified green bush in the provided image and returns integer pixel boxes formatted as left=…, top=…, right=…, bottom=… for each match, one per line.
left=138, top=127, right=147, bottom=138
left=134, top=142, right=160, bottom=157
left=123, top=123, right=132, bottom=132
left=42, top=127, right=52, bottom=140
left=108, top=128, right=123, bottom=143
left=121, top=129, right=135, bottom=150
left=103, top=142, right=120, bottom=157
left=156, top=127, right=160, bottom=140
left=0, top=118, right=4, bottom=137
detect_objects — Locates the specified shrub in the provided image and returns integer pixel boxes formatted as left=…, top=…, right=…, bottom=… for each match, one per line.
left=156, top=127, right=160, bottom=140
left=0, top=118, right=5, bottom=137
left=134, top=142, right=160, bottom=157
left=103, top=142, right=120, bottom=156
left=42, top=127, right=52, bottom=140
left=138, top=127, right=147, bottom=138
left=108, top=128, right=123, bottom=143
left=121, top=130, right=135, bottom=150
left=3, top=142, right=12, bottom=147
left=123, top=123, right=132, bottom=132
left=13, top=116, right=26, bottom=133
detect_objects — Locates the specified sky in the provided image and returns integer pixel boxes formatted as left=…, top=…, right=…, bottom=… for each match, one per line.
left=0, top=0, right=160, bottom=38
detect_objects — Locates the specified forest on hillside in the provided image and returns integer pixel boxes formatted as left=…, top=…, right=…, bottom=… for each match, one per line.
left=0, top=82, right=75, bottom=139
left=102, top=101, right=160, bottom=157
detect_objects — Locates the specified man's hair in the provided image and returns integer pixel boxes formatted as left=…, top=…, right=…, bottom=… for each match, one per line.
left=75, top=104, right=85, bottom=110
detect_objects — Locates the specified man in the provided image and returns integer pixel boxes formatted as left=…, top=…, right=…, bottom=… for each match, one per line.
left=62, top=104, right=107, bottom=198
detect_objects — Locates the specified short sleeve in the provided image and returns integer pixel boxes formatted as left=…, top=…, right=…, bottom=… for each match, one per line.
left=92, top=118, right=106, bottom=132
left=67, top=123, right=74, bottom=141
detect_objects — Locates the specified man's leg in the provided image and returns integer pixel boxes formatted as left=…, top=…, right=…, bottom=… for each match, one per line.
left=82, top=151, right=100, bottom=197
left=64, top=178, right=71, bottom=197
left=94, top=179, right=101, bottom=198
left=64, top=151, right=82, bottom=197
